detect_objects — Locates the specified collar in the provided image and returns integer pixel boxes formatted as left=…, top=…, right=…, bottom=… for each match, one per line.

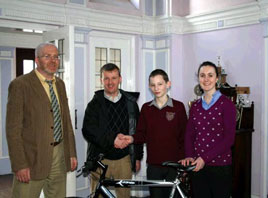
left=35, top=69, right=56, bottom=83
left=149, top=95, right=173, bottom=109
left=104, top=90, right=122, bottom=103
left=201, top=90, right=222, bottom=110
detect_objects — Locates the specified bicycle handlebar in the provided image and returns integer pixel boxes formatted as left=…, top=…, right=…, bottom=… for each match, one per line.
left=162, top=161, right=196, bottom=172
left=78, top=153, right=195, bottom=178
left=77, top=154, right=105, bottom=178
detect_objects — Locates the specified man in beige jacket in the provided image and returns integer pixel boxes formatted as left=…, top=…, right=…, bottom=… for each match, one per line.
left=6, top=43, right=77, bottom=198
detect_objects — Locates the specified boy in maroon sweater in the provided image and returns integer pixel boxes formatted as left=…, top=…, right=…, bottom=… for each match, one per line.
left=115, top=69, right=187, bottom=198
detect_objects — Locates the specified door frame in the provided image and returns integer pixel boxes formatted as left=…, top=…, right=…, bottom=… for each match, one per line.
left=42, top=25, right=76, bottom=196
left=88, top=31, right=136, bottom=100
left=15, top=48, right=35, bottom=77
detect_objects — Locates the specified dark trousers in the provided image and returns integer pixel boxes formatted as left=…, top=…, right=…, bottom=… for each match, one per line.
left=147, top=164, right=178, bottom=198
left=190, top=165, right=232, bottom=198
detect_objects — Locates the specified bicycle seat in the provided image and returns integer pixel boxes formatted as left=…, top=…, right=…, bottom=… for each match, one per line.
left=162, top=161, right=196, bottom=172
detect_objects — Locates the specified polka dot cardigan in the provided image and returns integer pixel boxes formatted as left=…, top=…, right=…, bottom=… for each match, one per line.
left=185, top=95, right=236, bottom=166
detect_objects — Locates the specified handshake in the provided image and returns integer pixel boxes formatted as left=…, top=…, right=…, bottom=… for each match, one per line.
left=114, top=133, right=134, bottom=149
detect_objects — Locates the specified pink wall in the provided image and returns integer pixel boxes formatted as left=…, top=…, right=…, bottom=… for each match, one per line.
left=172, top=0, right=256, bottom=16
left=42, top=0, right=142, bottom=16
left=42, top=0, right=66, bottom=4
left=170, top=34, right=184, bottom=102
left=170, top=24, right=263, bottom=196
left=172, top=0, right=188, bottom=17
left=87, top=2, right=142, bottom=16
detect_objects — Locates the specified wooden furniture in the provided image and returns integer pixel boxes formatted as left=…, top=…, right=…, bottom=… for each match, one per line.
left=218, top=67, right=254, bottom=198
left=219, top=91, right=254, bottom=198
left=232, top=102, right=254, bottom=198
left=232, top=128, right=254, bottom=198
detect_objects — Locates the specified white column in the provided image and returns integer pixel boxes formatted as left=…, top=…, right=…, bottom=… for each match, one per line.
left=260, top=19, right=268, bottom=198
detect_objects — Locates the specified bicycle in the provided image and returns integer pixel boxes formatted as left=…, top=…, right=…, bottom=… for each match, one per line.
left=77, top=154, right=195, bottom=198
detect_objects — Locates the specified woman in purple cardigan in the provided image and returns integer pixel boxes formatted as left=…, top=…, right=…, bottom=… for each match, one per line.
left=180, top=61, right=236, bottom=198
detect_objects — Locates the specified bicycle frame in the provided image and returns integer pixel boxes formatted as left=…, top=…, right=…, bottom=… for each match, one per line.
left=92, top=160, right=191, bottom=198
left=95, top=179, right=187, bottom=198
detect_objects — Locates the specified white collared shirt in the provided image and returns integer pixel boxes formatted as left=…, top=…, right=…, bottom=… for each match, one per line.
left=104, top=91, right=122, bottom=103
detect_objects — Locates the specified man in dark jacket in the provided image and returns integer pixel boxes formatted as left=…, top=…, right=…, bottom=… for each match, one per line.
left=82, top=63, right=143, bottom=198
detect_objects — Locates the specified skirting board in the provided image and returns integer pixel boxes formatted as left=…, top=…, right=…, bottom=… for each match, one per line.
left=251, top=195, right=260, bottom=198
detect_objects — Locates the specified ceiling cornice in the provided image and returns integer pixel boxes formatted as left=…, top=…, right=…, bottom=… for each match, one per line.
left=0, top=0, right=265, bottom=35
left=182, top=2, right=260, bottom=34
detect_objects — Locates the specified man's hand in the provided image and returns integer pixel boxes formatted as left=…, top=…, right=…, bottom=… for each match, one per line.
left=136, top=160, right=141, bottom=172
left=15, top=168, right=31, bottom=183
left=114, top=133, right=133, bottom=149
left=70, top=157, right=78, bottom=171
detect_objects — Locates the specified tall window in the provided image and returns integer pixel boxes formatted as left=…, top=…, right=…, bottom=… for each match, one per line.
left=49, top=39, right=64, bottom=79
left=56, top=39, right=64, bottom=79
left=95, top=47, right=121, bottom=90
left=95, top=47, right=107, bottom=90
left=110, top=48, right=121, bottom=68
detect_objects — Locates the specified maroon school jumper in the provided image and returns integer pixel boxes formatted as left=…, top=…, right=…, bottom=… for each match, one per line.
left=133, top=98, right=187, bottom=165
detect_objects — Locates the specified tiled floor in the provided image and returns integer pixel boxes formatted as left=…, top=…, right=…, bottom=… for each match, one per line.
left=0, top=174, right=13, bottom=198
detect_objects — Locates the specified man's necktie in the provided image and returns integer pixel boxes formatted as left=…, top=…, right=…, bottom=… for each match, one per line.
left=46, top=80, right=62, bottom=142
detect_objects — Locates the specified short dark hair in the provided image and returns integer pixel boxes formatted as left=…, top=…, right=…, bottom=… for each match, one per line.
left=197, top=61, right=219, bottom=77
left=100, top=63, right=121, bottom=78
left=149, top=69, right=169, bottom=83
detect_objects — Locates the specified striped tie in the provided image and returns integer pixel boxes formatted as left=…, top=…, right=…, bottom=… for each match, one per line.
left=46, top=80, right=62, bottom=142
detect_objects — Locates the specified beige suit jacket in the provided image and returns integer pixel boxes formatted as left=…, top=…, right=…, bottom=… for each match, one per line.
left=6, top=70, right=77, bottom=180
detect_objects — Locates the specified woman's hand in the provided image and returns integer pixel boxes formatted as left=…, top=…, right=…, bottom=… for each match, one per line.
left=179, top=157, right=205, bottom=172
left=179, top=157, right=195, bottom=166
left=192, top=157, right=205, bottom=172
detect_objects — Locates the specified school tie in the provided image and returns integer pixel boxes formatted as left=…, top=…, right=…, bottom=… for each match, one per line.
left=46, top=80, right=62, bottom=142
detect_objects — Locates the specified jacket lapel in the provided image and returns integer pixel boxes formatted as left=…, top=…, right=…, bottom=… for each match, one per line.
left=28, top=70, right=51, bottom=105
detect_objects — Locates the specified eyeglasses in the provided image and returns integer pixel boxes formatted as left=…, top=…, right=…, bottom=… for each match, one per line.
left=39, top=55, right=60, bottom=60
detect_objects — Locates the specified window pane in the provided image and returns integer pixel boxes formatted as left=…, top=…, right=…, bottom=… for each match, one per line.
left=96, top=48, right=100, bottom=60
left=110, top=49, right=115, bottom=61
left=55, top=39, right=64, bottom=79
left=101, top=48, right=107, bottom=60
left=94, top=48, right=121, bottom=91
left=58, top=39, right=64, bottom=53
left=95, top=76, right=101, bottom=89
left=109, top=49, right=121, bottom=63
left=95, top=60, right=100, bottom=73
left=115, top=50, right=121, bottom=61
left=95, top=47, right=108, bottom=91
left=101, top=61, right=107, bottom=68
left=116, top=62, right=121, bottom=68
